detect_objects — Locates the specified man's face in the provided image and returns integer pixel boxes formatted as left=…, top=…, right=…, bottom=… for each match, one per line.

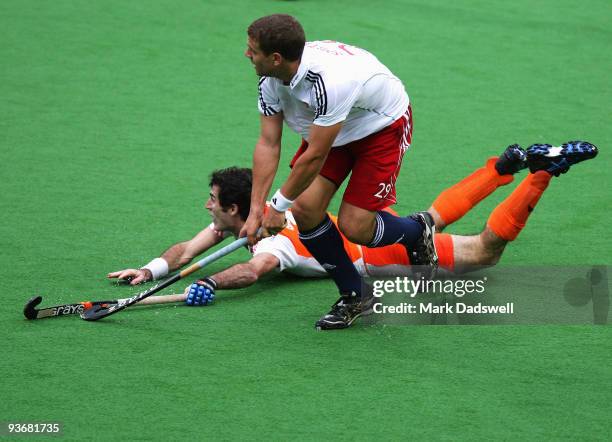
left=205, top=185, right=237, bottom=232
left=245, top=37, right=276, bottom=77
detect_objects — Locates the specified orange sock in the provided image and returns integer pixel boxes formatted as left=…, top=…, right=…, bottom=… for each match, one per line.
left=487, top=171, right=552, bottom=241
left=432, top=157, right=514, bottom=225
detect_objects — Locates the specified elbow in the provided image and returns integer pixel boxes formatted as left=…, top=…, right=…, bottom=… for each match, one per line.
left=295, top=151, right=327, bottom=172
left=245, top=268, right=260, bottom=286
left=304, top=150, right=328, bottom=164
left=239, top=263, right=260, bottom=287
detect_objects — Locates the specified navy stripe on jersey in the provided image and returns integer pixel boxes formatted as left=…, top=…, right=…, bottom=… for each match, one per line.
left=306, top=71, right=327, bottom=119
left=258, top=77, right=278, bottom=116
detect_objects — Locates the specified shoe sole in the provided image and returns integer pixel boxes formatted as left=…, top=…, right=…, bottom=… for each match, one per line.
left=417, top=212, right=439, bottom=278
left=422, top=215, right=439, bottom=267
left=527, top=140, right=598, bottom=175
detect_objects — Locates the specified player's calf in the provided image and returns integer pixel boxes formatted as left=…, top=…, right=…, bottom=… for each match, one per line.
left=429, top=144, right=522, bottom=231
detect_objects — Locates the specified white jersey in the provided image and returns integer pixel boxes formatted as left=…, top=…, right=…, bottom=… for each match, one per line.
left=258, top=41, right=410, bottom=147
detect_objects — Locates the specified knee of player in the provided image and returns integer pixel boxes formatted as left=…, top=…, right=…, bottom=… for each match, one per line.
left=482, top=252, right=501, bottom=266
left=478, top=230, right=507, bottom=266
left=477, top=241, right=504, bottom=266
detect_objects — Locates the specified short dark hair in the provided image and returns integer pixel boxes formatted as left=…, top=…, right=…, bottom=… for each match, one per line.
left=209, top=167, right=252, bottom=221
left=247, top=14, right=305, bottom=61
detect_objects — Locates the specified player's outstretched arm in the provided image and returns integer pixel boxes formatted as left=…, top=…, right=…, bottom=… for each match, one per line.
left=107, top=226, right=225, bottom=285
left=182, top=253, right=280, bottom=305
left=242, top=113, right=283, bottom=244
left=210, top=252, right=280, bottom=289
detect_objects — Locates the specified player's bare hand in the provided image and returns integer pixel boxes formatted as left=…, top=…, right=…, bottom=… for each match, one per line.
left=107, top=268, right=152, bottom=285
left=240, top=212, right=263, bottom=246
left=262, top=207, right=287, bottom=237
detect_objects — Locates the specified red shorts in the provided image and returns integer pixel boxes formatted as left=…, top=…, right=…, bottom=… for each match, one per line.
left=290, top=106, right=413, bottom=211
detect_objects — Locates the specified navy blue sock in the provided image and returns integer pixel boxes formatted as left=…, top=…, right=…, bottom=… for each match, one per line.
left=298, top=215, right=362, bottom=295
left=368, top=210, right=423, bottom=250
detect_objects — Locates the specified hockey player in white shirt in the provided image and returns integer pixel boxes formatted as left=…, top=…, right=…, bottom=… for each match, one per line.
left=241, top=14, right=436, bottom=329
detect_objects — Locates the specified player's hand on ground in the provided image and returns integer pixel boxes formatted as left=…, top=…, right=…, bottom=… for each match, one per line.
left=185, top=278, right=217, bottom=306
left=262, top=207, right=287, bottom=237
left=107, top=268, right=152, bottom=285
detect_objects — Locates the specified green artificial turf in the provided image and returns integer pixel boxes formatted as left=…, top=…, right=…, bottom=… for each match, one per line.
left=1, top=0, right=610, bottom=440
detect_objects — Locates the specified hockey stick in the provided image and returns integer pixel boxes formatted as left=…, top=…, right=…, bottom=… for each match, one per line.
left=81, top=236, right=247, bottom=321
left=23, top=293, right=188, bottom=320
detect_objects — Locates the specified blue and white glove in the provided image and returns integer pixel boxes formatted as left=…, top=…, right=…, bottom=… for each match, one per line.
left=186, top=277, right=217, bottom=306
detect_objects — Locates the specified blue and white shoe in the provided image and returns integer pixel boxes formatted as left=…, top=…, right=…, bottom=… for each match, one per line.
left=495, top=144, right=527, bottom=175
left=526, top=140, right=598, bottom=176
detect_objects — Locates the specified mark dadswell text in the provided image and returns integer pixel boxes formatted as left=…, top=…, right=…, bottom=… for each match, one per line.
left=373, top=302, right=514, bottom=315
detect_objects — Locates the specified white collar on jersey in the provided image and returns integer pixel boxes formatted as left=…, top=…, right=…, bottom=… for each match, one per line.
left=288, top=44, right=313, bottom=89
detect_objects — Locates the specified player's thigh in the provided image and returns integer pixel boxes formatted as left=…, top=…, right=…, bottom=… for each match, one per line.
left=343, top=116, right=411, bottom=211
left=337, top=201, right=377, bottom=244
left=292, top=175, right=338, bottom=230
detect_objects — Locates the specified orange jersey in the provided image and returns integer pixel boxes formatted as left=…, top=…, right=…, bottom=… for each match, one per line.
left=252, top=208, right=454, bottom=277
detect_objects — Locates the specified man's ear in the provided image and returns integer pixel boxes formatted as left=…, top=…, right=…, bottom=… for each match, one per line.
left=229, top=204, right=239, bottom=216
left=272, top=52, right=283, bottom=66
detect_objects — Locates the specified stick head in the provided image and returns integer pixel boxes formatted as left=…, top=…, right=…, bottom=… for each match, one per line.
left=24, top=296, right=43, bottom=320
left=80, top=303, right=119, bottom=321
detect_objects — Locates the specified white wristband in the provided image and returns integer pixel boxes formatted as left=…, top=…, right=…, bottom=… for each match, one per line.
left=142, top=258, right=169, bottom=280
left=270, top=189, right=293, bottom=212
